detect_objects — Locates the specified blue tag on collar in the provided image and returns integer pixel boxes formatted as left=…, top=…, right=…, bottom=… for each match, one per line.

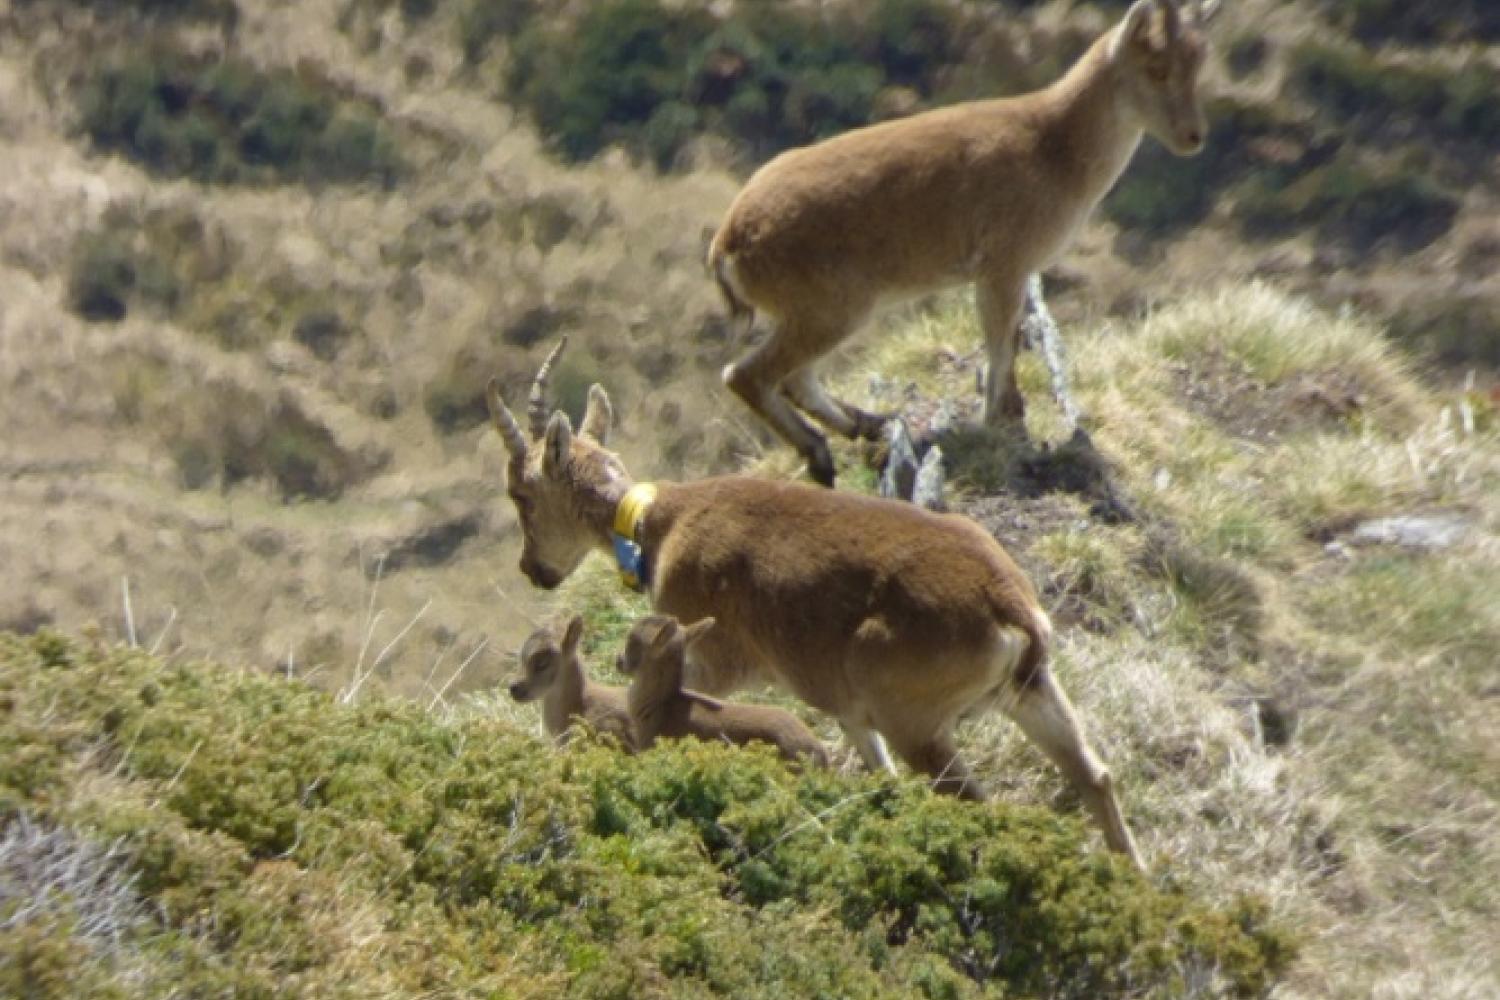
left=612, top=533, right=646, bottom=591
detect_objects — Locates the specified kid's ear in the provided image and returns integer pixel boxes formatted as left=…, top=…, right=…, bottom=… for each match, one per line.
left=682, top=617, right=716, bottom=649
left=543, top=411, right=574, bottom=473
left=561, top=615, right=584, bottom=654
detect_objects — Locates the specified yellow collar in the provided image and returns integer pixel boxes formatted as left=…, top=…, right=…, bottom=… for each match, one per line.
left=610, top=484, right=656, bottom=592
left=612, top=483, right=657, bottom=542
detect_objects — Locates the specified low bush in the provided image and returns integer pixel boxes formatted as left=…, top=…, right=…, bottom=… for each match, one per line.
left=0, top=630, right=1295, bottom=997
left=1105, top=99, right=1293, bottom=237
left=504, top=0, right=999, bottom=169
left=80, top=51, right=404, bottom=186
left=67, top=231, right=181, bottom=323
left=27, top=0, right=238, bottom=23
left=1318, top=0, right=1500, bottom=45
left=1289, top=41, right=1500, bottom=149
left=457, top=0, right=537, bottom=63
left=1389, top=296, right=1500, bottom=369
left=1234, top=152, right=1458, bottom=254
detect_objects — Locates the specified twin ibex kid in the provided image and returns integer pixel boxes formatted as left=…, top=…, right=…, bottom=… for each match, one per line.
left=618, top=615, right=829, bottom=767
left=508, top=615, right=635, bottom=750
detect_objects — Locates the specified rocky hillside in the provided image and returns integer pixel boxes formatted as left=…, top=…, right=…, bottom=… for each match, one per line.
left=1, top=4, right=1499, bottom=991
left=3, top=0, right=1499, bottom=694
left=555, top=284, right=1500, bottom=999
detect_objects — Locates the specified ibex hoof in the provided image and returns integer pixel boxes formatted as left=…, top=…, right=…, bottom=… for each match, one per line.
left=807, top=446, right=836, bottom=488
left=849, top=407, right=894, bottom=442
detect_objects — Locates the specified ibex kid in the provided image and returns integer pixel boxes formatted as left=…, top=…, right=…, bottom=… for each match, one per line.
left=508, top=614, right=636, bottom=750
left=619, top=615, right=830, bottom=767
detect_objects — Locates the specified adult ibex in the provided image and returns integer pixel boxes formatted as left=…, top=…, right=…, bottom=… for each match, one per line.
left=619, top=615, right=830, bottom=767
left=710, top=0, right=1219, bottom=484
left=508, top=615, right=636, bottom=750
left=486, top=342, right=1143, bottom=867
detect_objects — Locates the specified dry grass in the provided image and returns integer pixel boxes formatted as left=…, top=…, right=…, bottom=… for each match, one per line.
left=709, top=283, right=1500, bottom=998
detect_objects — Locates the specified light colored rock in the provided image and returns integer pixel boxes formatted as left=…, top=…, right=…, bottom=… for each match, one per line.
left=1346, top=511, right=1474, bottom=551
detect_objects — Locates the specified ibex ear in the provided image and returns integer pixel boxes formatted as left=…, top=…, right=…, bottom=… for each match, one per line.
left=579, top=384, right=613, bottom=445
left=1111, top=0, right=1156, bottom=58
left=682, top=617, right=716, bottom=649
left=543, top=411, right=573, bottom=474
left=561, top=614, right=584, bottom=655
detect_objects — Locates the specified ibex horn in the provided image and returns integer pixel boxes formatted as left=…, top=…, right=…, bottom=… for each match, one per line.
left=486, top=378, right=528, bottom=459
left=1160, top=0, right=1181, bottom=37
left=528, top=336, right=568, bottom=441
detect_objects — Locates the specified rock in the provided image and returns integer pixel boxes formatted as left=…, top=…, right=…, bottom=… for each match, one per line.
left=1345, top=511, right=1473, bottom=551
left=879, top=419, right=919, bottom=502
left=912, top=446, right=946, bottom=512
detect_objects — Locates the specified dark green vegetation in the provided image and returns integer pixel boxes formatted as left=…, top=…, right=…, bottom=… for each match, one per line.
left=1104, top=99, right=1293, bottom=237
left=1288, top=40, right=1500, bottom=150
left=0, top=631, right=1293, bottom=997
left=498, top=0, right=1003, bottom=168
left=473, top=0, right=1478, bottom=272
left=1235, top=152, right=1460, bottom=255
left=1319, top=0, right=1500, bottom=45
left=80, top=51, right=403, bottom=186
left=67, top=230, right=182, bottom=323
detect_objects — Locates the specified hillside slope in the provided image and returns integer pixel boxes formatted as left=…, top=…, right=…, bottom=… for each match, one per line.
left=3, top=0, right=1499, bottom=696
left=552, top=285, right=1500, bottom=999
left=0, top=629, right=1290, bottom=997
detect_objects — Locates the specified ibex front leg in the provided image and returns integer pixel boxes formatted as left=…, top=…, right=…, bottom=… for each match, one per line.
left=978, top=274, right=1029, bottom=429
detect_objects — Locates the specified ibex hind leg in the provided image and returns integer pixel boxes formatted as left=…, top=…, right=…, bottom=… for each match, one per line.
left=784, top=369, right=891, bottom=443
left=977, top=275, right=1029, bottom=429
left=892, top=730, right=988, bottom=801
left=724, top=336, right=837, bottom=485
left=1003, top=670, right=1144, bottom=869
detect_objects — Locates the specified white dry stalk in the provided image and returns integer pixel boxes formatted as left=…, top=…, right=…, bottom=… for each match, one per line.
left=341, top=598, right=431, bottom=705
left=148, top=607, right=177, bottom=656
left=120, top=576, right=137, bottom=649
left=428, top=638, right=489, bottom=711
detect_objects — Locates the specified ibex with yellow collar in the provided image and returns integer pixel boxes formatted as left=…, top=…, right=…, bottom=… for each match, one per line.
left=710, top=0, right=1219, bottom=484
left=486, top=341, right=1143, bottom=867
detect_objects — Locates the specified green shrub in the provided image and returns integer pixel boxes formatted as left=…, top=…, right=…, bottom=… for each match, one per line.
left=1235, top=152, right=1459, bottom=254
left=67, top=231, right=181, bottom=323
left=26, top=0, right=238, bottom=23
left=458, top=0, right=537, bottom=63
left=507, top=0, right=716, bottom=163
left=0, top=631, right=1297, bottom=997
left=505, top=0, right=988, bottom=169
left=1389, top=296, right=1500, bottom=369
left=80, top=51, right=404, bottom=186
left=1319, top=0, right=1500, bottom=44
left=1289, top=41, right=1500, bottom=149
left=291, top=307, right=348, bottom=360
